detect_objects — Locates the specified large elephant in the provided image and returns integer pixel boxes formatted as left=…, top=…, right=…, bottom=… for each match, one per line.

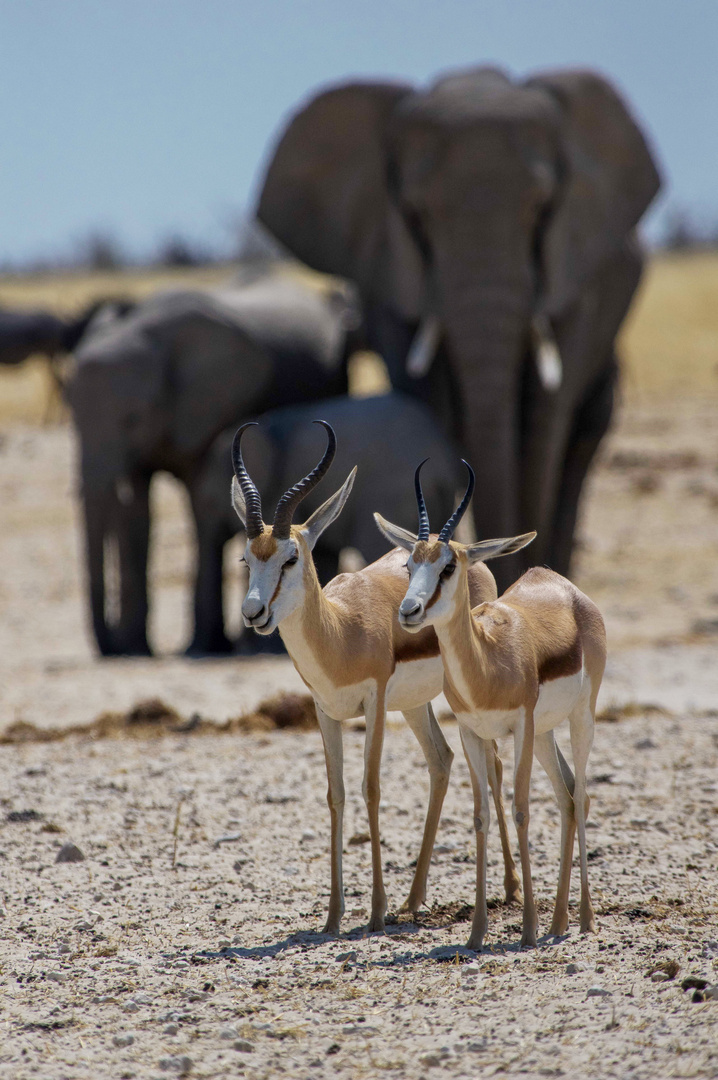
left=65, top=272, right=359, bottom=657
left=198, top=392, right=465, bottom=639
left=257, top=67, right=661, bottom=589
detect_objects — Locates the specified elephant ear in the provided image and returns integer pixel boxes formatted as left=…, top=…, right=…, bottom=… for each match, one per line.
left=527, top=69, right=661, bottom=317
left=257, top=81, right=427, bottom=321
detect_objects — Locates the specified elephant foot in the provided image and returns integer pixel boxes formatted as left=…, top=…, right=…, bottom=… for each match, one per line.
left=100, top=637, right=152, bottom=658
left=185, top=634, right=233, bottom=658
left=235, top=631, right=286, bottom=656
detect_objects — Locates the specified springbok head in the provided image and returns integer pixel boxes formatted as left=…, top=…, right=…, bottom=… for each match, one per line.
left=375, top=460, right=536, bottom=632
left=231, top=420, right=356, bottom=634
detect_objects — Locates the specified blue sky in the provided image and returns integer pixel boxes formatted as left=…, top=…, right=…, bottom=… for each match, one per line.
left=1, top=0, right=716, bottom=264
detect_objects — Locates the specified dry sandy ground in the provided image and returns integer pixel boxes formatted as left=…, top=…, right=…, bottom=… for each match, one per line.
left=0, top=398, right=717, bottom=1079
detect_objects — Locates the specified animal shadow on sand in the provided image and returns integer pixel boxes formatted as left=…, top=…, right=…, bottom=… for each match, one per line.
left=192, top=900, right=567, bottom=968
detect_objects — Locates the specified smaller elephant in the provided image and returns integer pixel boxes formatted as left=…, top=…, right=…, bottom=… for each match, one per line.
left=65, top=272, right=360, bottom=656
left=198, top=392, right=466, bottom=650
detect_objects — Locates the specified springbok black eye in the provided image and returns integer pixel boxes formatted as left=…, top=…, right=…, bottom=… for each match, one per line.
left=441, top=562, right=456, bottom=579
left=283, top=553, right=299, bottom=568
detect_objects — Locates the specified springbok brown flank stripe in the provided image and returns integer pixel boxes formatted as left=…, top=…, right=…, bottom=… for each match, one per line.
left=538, top=633, right=583, bottom=683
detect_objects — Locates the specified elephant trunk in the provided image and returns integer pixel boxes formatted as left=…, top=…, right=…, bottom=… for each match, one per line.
left=438, top=285, right=532, bottom=591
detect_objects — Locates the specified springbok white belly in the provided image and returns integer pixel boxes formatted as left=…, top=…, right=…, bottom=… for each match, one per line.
left=457, top=668, right=586, bottom=742
left=386, top=656, right=444, bottom=712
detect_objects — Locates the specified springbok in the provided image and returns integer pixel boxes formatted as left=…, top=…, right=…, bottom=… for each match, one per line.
left=231, top=420, right=522, bottom=935
left=375, top=461, right=606, bottom=950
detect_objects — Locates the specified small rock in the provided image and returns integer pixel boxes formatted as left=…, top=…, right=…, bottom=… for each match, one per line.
left=158, top=1056, right=192, bottom=1075
left=651, top=971, right=671, bottom=983
left=587, top=986, right=612, bottom=998
left=348, top=832, right=370, bottom=846
left=434, top=842, right=457, bottom=854
left=56, top=842, right=85, bottom=864
left=164, top=1024, right=179, bottom=1036
left=301, top=829, right=317, bottom=842
left=46, top=971, right=66, bottom=983
left=213, top=832, right=242, bottom=847
left=264, top=792, right=297, bottom=804
left=634, top=737, right=658, bottom=750
left=233, top=1040, right=254, bottom=1053
left=565, top=963, right=585, bottom=975
left=429, top=945, right=476, bottom=962
left=217, top=940, right=231, bottom=950
left=692, top=990, right=705, bottom=1003
left=132, top=992, right=153, bottom=1005
left=123, top=1002, right=140, bottom=1014
left=705, top=984, right=718, bottom=1001
left=335, top=951, right=357, bottom=964
left=419, top=1049, right=451, bottom=1067
left=219, top=1027, right=238, bottom=1040
left=461, top=963, right=482, bottom=978
left=113, top=1034, right=135, bottom=1048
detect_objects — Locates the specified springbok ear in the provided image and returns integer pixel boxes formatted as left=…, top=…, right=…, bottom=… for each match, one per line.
left=231, top=475, right=247, bottom=528
left=300, top=467, right=357, bottom=552
left=373, top=512, right=418, bottom=554
left=465, top=531, right=537, bottom=565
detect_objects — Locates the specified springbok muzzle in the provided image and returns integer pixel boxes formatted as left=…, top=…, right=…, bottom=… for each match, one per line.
left=399, top=595, right=425, bottom=627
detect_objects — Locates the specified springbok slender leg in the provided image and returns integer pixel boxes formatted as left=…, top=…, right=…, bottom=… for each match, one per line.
left=486, top=740, right=522, bottom=905
left=363, top=688, right=388, bottom=932
left=316, top=706, right=345, bottom=934
left=459, top=726, right=490, bottom=951
left=570, top=697, right=596, bottom=933
left=399, top=703, right=453, bottom=914
left=513, top=708, right=538, bottom=948
left=534, top=730, right=576, bottom=936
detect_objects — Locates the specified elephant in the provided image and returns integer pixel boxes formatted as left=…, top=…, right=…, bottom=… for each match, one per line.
left=64, top=272, right=359, bottom=657
left=197, top=391, right=466, bottom=648
left=0, top=300, right=136, bottom=367
left=257, top=66, right=661, bottom=591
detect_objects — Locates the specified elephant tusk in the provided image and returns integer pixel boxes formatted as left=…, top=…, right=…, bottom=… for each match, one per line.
left=406, top=316, right=441, bottom=378
left=531, top=315, right=562, bottom=392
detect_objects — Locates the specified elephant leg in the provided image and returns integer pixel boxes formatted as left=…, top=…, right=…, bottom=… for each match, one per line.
left=187, top=483, right=234, bottom=656
left=115, top=473, right=152, bottom=655
left=549, top=358, right=617, bottom=578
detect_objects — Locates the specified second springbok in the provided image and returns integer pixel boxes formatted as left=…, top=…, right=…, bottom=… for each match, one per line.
left=376, top=461, right=606, bottom=950
left=231, top=421, right=522, bottom=935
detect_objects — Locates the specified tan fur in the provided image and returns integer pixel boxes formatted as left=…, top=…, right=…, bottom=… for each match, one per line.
left=444, top=563, right=605, bottom=714
left=294, top=542, right=497, bottom=687
left=412, top=540, right=444, bottom=563
left=251, top=529, right=279, bottom=561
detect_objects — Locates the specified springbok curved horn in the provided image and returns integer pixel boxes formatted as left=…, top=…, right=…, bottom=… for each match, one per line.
left=231, top=423, right=264, bottom=539
left=438, top=460, right=475, bottom=543
left=273, top=420, right=336, bottom=539
left=414, top=458, right=430, bottom=541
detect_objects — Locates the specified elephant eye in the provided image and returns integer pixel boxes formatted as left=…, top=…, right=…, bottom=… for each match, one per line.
left=441, top=562, right=456, bottom=579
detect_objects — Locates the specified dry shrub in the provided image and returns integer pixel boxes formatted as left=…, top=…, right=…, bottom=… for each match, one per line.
left=251, top=693, right=317, bottom=731
left=0, top=692, right=317, bottom=744
left=597, top=702, right=672, bottom=724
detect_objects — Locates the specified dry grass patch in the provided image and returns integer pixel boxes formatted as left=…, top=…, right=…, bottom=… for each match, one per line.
left=0, top=691, right=317, bottom=744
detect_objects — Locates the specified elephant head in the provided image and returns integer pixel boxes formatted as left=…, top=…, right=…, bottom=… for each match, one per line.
left=257, top=67, right=660, bottom=585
